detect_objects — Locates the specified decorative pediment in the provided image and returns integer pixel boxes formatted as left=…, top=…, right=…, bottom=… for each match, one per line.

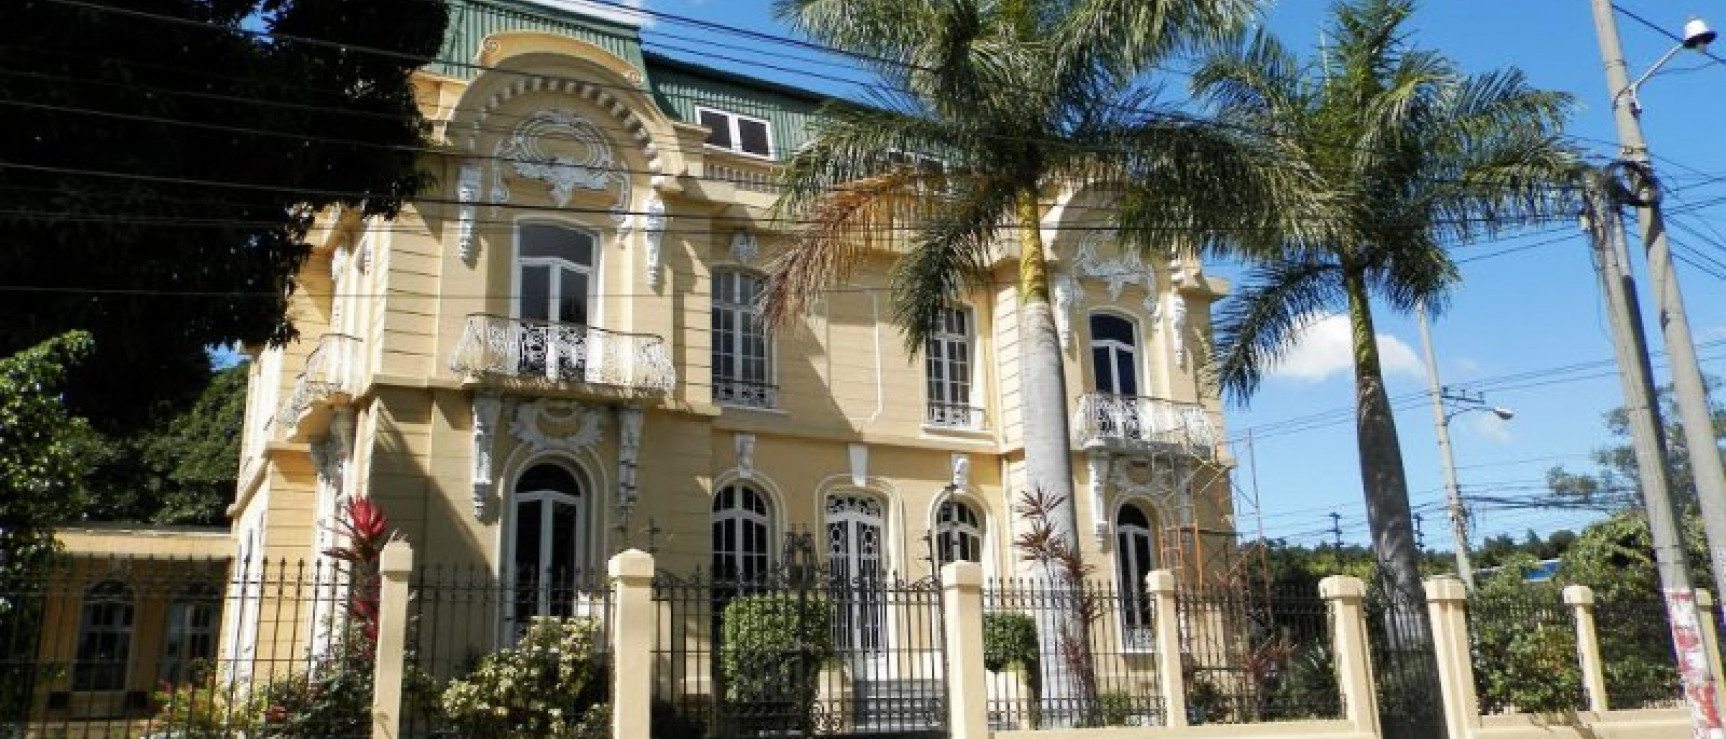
left=509, top=397, right=606, bottom=453
left=490, top=109, right=631, bottom=226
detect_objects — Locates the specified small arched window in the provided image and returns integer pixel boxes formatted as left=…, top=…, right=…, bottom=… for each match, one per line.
left=1089, top=313, right=1140, bottom=396
left=1116, top=504, right=1158, bottom=643
left=935, top=500, right=983, bottom=564
left=512, top=462, right=586, bottom=623
left=75, top=581, right=134, bottom=692
left=712, top=484, right=772, bottom=582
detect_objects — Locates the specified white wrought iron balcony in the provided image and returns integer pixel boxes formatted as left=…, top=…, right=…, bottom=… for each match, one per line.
left=278, top=333, right=360, bottom=441
left=449, top=314, right=676, bottom=395
left=1072, top=393, right=1219, bottom=456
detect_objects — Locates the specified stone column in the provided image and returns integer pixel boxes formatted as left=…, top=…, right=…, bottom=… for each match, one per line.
left=1147, top=570, right=1188, bottom=727
left=1563, top=584, right=1609, bottom=713
left=1424, top=578, right=1477, bottom=739
left=610, top=549, right=655, bottom=739
left=371, top=541, right=414, bottom=739
left=941, top=562, right=989, bottom=739
left=1320, top=575, right=1380, bottom=736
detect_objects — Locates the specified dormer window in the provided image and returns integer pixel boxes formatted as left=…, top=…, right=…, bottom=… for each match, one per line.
left=698, top=107, right=772, bottom=158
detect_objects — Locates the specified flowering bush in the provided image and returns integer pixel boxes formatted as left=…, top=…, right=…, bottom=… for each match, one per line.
left=440, top=617, right=610, bottom=738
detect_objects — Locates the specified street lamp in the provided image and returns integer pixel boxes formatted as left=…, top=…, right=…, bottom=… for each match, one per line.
left=1615, top=18, right=1717, bottom=113
left=1434, top=386, right=1514, bottom=592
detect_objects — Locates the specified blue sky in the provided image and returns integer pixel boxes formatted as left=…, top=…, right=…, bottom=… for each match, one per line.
left=572, top=0, right=1726, bottom=549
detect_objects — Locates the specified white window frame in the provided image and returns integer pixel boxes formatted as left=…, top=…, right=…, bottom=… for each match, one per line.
left=1088, top=311, right=1142, bottom=397
left=934, top=499, right=983, bottom=565
left=711, top=484, right=774, bottom=582
left=711, top=269, right=776, bottom=409
left=503, top=462, right=594, bottom=631
left=1114, top=503, right=1157, bottom=653
left=511, top=221, right=599, bottom=325
left=74, top=581, right=134, bottom=693
left=924, top=305, right=980, bottom=429
left=696, top=106, right=775, bottom=159
left=162, top=584, right=221, bottom=685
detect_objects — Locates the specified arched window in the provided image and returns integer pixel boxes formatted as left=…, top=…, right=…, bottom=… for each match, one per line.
left=925, top=307, right=977, bottom=427
left=712, top=484, right=772, bottom=582
left=1089, top=313, right=1140, bottom=396
left=711, top=269, right=774, bottom=408
left=516, top=223, right=597, bottom=380
left=935, top=500, right=983, bottom=564
left=512, top=462, right=586, bottom=624
left=162, top=583, right=221, bottom=685
left=1116, top=504, right=1157, bottom=647
left=74, top=581, right=134, bottom=692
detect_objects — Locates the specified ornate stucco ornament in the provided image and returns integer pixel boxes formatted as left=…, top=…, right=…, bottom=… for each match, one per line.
left=490, top=109, right=630, bottom=226
left=617, top=406, right=643, bottom=506
left=735, top=433, right=756, bottom=480
left=509, top=397, right=606, bottom=454
left=469, top=391, right=503, bottom=519
left=456, top=163, right=482, bottom=264
left=641, top=194, right=667, bottom=288
left=730, top=229, right=759, bottom=265
left=1051, top=271, right=1079, bottom=349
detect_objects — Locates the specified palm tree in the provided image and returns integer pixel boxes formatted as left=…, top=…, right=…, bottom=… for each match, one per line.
left=761, top=0, right=1323, bottom=723
left=1196, top=2, right=1574, bottom=729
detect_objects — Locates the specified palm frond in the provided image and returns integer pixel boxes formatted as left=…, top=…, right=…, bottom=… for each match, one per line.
left=1210, top=258, right=1344, bottom=405
left=889, top=179, right=1017, bottom=352
left=1055, top=0, right=1257, bottom=82
left=762, top=169, right=925, bottom=328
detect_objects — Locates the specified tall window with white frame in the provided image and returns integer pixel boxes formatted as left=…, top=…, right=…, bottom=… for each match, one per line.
left=516, top=223, right=596, bottom=381
left=511, top=463, right=588, bottom=628
left=935, top=499, right=983, bottom=564
left=711, top=270, right=774, bottom=408
left=925, top=307, right=977, bottom=428
left=1089, top=313, right=1140, bottom=396
left=74, top=581, right=134, bottom=692
left=711, top=484, right=772, bottom=582
left=1115, top=504, right=1157, bottom=650
left=161, top=583, right=220, bottom=685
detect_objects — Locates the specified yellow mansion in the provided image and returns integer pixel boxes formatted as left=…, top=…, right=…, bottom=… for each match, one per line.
left=231, top=0, right=1236, bottom=646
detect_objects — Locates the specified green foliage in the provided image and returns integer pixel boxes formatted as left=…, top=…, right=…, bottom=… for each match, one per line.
left=257, top=628, right=376, bottom=738
left=0, top=0, right=449, bottom=430
left=1096, top=690, right=1136, bottom=727
left=1470, top=562, right=1580, bottom=714
left=0, top=332, right=93, bottom=584
left=78, top=364, right=246, bottom=525
left=1547, top=377, right=1724, bottom=510
left=153, top=671, right=263, bottom=737
left=982, top=611, right=1040, bottom=674
left=440, top=618, right=610, bottom=738
left=719, top=593, right=834, bottom=725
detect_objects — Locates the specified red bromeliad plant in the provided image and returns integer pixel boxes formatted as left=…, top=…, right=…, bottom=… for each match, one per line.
left=322, top=497, right=394, bottom=648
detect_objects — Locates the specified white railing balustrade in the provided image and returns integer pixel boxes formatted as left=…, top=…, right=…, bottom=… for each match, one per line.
left=277, top=333, right=360, bottom=432
left=1072, top=393, right=1218, bottom=454
left=449, top=314, right=676, bottom=393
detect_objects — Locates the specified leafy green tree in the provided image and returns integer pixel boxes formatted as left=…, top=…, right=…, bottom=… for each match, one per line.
left=0, top=0, right=448, bottom=432
left=1547, top=378, right=1725, bottom=510
left=78, top=364, right=246, bottom=525
left=0, top=332, right=95, bottom=582
left=1197, top=0, right=1575, bottom=613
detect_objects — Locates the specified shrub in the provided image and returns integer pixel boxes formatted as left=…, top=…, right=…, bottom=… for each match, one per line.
left=440, top=617, right=609, bottom=738
left=152, top=674, right=261, bottom=738
left=982, top=612, right=1039, bottom=674
left=256, top=631, right=376, bottom=738
left=718, top=593, right=834, bottom=730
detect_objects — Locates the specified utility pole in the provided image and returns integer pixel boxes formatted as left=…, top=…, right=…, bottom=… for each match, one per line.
left=1329, top=512, right=1343, bottom=550
left=1414, top=513, right=1425, bottom=551
left=1581, top=171, right=1720, bottom=730
left=1418, top=304, right=1477, bottom=590
left=1589, top=3, right=1726, bottom=729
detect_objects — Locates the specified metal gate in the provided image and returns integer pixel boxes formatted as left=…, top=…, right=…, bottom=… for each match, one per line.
left=1365, top=579, right=1447, bottom=739
left=653, top=531, right=948, bottom=738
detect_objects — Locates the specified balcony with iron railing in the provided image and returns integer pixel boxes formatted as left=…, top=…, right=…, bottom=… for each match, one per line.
left=1072, top=393, right=1219, bottom=457
left=712, top=377, right=778, bottom=410
left=925, top=401, right=985, bottom=430
left=449, top=314, right=677, bottom=396
left=278, top=333, right=361, bottom=442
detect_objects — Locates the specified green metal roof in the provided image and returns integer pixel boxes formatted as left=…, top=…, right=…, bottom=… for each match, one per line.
left=434, top=0, right=648, bottom=79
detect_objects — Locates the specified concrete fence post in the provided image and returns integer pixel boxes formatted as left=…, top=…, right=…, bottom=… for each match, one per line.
left=1424, top=578, right=1477, bottom=739
left=1320, top=575, right=1380, bottom=737
left=1563, top=585, right=1609, bottom=713
left=610, top=549, right=655, bottom=739
left=371, top=541, right=414, bottom=739
left=1698, top=589, right=1725, bottom=688
left=941, top=562, right=989, bottom=739
left=1147, top=570, right=1188, bottom=728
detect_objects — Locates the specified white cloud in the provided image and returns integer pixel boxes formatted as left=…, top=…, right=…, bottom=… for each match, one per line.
left=1702, top=325, right=1726, bottom=342
left=1267, top=313, right=1424, bottom=383
left=1467, top=412, right=1515, bottom=444
left=527, top=0, right=655, bottom=27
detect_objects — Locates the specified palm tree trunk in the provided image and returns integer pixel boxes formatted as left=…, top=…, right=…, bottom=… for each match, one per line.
left=1343, top=264, right=1445, bottom=739
left=1014, top=185, right=1096, bottom=725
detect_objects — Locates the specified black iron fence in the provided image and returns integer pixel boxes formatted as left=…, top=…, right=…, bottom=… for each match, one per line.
left=1467, top=585, right=1586, bottom=715
left=1594, top=595, right=1686, bottom=710
left=0, top=556, right=372, bottom=738
left=982, top=577, right=1164, bottom=730
left=403, top=565, right=615, bottom=738
left=1364, top=580, right=1445, bottom=739
left=1177, top=585, right=1341, bottom=724
left=651, top=537, right=946, bottom=738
